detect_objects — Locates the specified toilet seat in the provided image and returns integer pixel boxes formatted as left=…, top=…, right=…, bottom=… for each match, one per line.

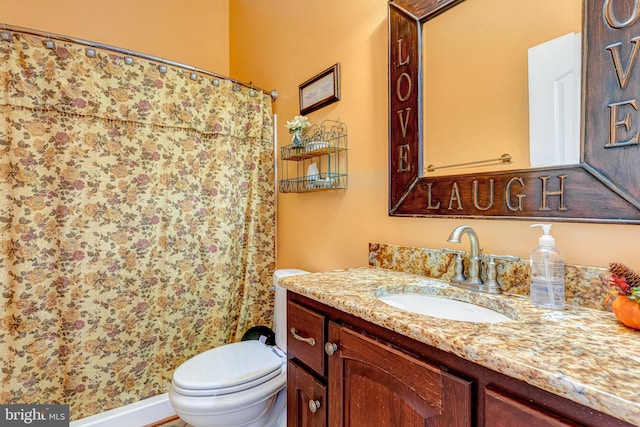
left=168, top=370, right=286, bottom=423
left=172, top=340, right=285, bottom=397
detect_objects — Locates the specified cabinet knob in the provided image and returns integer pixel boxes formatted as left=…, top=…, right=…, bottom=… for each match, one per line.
left=324, top=342, right=338, bottom=356
left=290, top=327, right=316, bottom=347
left=308, top=399, right=321, bottom=413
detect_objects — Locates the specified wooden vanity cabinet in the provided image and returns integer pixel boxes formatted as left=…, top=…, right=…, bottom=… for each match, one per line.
left=286, top=292, right=635, bottom=427
left=287, top=296, right=471, bottom=426
left=328, top=321, right=472, bottom=426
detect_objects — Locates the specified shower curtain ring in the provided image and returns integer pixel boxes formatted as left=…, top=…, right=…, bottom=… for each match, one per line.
left=1, top=24, right=12, bottom=42
left=232, top=80, right=240, bottom=92
left=249, top=83, right=256, bottom=97
left=44, top=33, right=56, bottom=50
left=159, top=59, right=168, bottom=74
left=125, top=50, right=134, bottom=65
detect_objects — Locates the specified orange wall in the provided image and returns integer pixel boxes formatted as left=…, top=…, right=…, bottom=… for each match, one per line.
left=2, top=0, right=229, bottom=73
left=3, top=1, right=639, bottom=273
left=230, top=0, right=640, bottom=273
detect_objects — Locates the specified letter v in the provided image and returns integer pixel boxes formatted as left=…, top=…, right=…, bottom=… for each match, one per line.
left=607, top=36, right=640, bottom=89
left=397, top=108, right=411, bottom=138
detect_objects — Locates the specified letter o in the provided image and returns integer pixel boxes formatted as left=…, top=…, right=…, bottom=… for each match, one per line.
left=604, top=0, right=640, bottom=29
left=396, top=72, right=412, bottom=102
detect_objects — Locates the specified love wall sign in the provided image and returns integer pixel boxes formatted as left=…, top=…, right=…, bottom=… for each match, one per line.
left=389, top=0, right=640, bottom=223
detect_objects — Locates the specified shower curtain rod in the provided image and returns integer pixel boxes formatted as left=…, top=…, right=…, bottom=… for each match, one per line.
left=1, top=23, right=278, bottom=101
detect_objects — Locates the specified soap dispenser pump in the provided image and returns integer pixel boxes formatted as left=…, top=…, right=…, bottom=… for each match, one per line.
left=530, top=224, right=565, bottom=309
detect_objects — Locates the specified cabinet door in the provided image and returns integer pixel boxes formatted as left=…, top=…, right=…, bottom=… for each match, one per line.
left=288, top=360, right=327, bottom=427
left=485, top=387, right=582, bottom=427
left=328, top=322, right=472, bottom=427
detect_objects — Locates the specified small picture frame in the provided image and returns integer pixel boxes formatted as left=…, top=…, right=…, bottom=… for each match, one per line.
left=299, top=63, right=340, bottom=115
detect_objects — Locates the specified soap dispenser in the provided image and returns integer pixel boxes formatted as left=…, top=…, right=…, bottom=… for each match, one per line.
left=530, top=224, right=565, bottom=309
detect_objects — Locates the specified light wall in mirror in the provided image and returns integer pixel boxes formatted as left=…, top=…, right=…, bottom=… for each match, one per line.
left=422, top=0, right=582, bottom=175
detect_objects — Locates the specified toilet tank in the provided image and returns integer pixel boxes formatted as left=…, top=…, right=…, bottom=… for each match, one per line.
left=273, top=269, right=308, bottom=352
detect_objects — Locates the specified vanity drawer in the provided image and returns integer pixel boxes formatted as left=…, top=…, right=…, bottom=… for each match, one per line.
left=287, top=300, right=326, bottom=375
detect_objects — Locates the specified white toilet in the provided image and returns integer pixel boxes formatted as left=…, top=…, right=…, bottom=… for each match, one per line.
left=168, top=269, right=308, bottom=427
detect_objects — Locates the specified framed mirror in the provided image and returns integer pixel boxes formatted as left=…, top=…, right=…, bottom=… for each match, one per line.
left=389, top=0, right=640, bottom=223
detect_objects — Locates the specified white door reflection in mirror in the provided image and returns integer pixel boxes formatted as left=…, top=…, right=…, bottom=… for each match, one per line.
left=528, top=32, right=582, bottom=168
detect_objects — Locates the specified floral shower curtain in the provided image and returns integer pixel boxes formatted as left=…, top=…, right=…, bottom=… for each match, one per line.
left=0, top=31, right=275, bottom=419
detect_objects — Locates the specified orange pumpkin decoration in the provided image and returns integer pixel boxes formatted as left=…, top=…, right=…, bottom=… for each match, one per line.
left=612, top=295, right=640, bottom=330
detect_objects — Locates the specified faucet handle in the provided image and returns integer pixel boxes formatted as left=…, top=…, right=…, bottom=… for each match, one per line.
left=482, top=254, right=520, bottom=289
left=442, top=248, right=466, bottom=282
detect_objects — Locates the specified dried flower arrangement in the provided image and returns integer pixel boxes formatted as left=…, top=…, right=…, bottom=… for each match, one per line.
left=606, top=262, right=640, bottom=330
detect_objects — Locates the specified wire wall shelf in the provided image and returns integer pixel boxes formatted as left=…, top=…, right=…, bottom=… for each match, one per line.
left=279, top=119, right=348, bottom=193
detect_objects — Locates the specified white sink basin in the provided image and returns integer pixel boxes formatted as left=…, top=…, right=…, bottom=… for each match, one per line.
left=377, top=293, right=512, bottom=323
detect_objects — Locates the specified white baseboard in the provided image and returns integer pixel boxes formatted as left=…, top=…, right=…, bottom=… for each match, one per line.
left=70, top=393, right=175, bottom=427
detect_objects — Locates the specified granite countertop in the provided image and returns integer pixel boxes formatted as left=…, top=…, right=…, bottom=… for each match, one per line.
left=279, top=267, right=640, bottom=426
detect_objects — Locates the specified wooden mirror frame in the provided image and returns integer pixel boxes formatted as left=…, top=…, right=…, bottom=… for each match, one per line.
left=389, top=0, right=640, bottom=223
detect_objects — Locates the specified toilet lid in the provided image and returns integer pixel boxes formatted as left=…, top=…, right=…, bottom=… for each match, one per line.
left=172, top=340, right=285, bottom=395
